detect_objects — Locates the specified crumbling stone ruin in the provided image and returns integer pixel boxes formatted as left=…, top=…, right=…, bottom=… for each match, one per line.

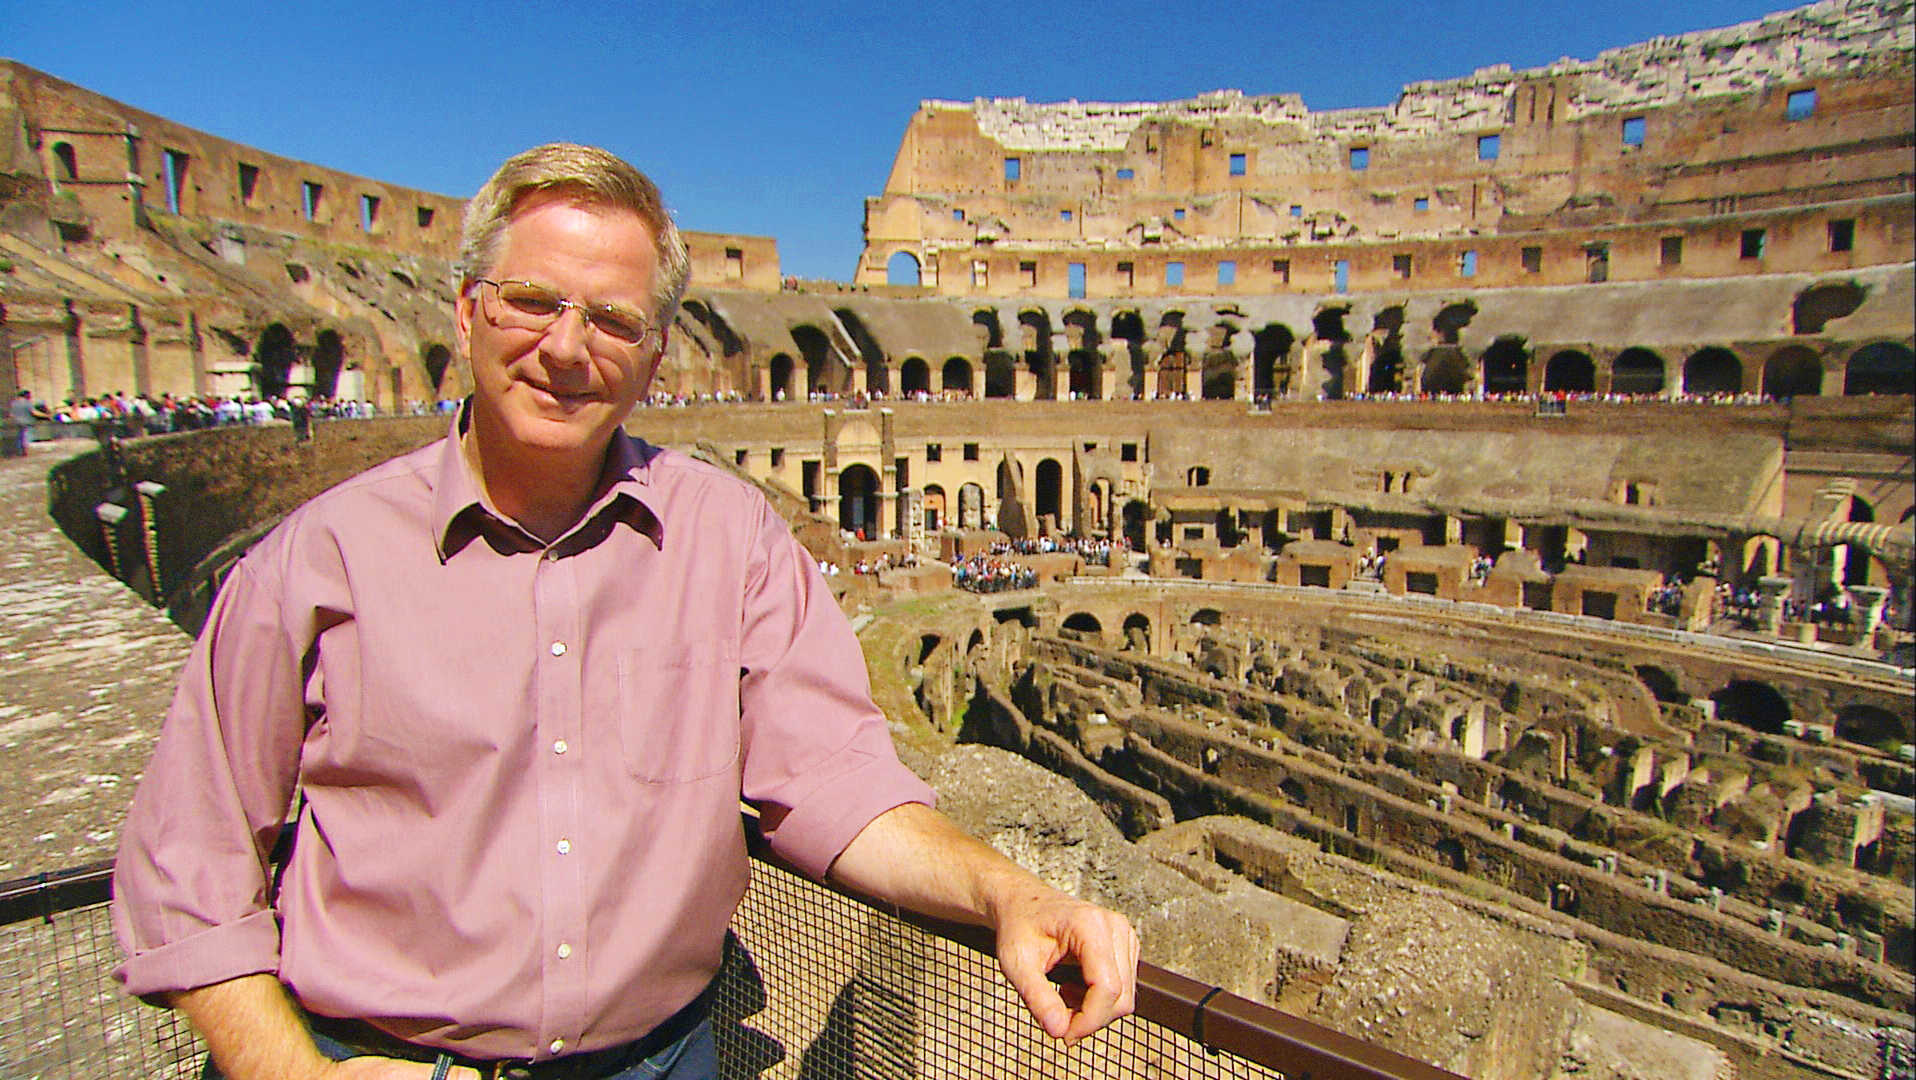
left=7, top=2, right=1914, bottom=1078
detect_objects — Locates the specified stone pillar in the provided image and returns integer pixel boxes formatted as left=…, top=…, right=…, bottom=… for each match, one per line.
left=1757, top=575, right=1793, bottom=636
left=878, top=408, right=896, bottom=540
left=1847, top=585, right=1889, bottom=635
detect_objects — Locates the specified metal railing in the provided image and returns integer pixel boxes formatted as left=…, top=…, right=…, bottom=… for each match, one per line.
left=2, top=854, right=1459, bottom=1080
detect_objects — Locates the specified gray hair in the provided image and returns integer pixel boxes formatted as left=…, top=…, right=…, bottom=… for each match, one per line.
left=457, top=143, right=691, bottom=324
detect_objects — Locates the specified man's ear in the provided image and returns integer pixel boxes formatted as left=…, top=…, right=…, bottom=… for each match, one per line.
left=454, top=281, right=476, bottom=361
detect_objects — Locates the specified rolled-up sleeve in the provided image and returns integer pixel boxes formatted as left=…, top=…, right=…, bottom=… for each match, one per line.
left=111, top=555, right=309, bottom=999
left=736, top=502, right=934, bottom=880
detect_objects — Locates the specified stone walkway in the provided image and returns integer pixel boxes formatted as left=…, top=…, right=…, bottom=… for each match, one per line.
left=0, top=441, right=192, bottom=879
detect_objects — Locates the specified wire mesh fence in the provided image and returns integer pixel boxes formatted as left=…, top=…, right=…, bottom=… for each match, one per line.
left=4, top=854, right=1446, bottom=1079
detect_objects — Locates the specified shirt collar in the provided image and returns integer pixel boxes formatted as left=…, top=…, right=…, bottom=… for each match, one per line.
left=432, top=401, right=666, bottom=562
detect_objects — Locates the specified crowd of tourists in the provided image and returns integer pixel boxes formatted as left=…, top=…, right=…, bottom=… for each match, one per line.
left=984, top=535, right=1127, bottom=566
left=851, top=551, right=919, bottom=576
left=952, top=555, right=1039, bottom=593
left=12, top=390, right=390, bottom=440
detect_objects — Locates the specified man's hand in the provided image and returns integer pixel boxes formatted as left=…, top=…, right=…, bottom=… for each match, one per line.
left=989, top=880, right=1140, bottom=1043
left=828, top=802, right=1141, bottom=1043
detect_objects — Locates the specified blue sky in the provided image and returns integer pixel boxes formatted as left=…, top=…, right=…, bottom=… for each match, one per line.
left=10, top=1, right=1800, bottom=281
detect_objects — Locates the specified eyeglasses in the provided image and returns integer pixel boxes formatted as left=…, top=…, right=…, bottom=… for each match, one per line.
left=474, top=279, right=659, bottom=348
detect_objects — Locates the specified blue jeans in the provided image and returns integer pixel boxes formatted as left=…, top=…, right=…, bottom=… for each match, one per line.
left=202, top=1016, right=717, bottom=1079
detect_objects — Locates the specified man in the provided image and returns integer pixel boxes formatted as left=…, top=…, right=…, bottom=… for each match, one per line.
left=112, top=144, right=1137, bottom=1080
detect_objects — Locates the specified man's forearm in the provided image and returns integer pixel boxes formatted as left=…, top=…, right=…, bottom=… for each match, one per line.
left=170, top=974, right=333, bottom=1080
left=826, top=801, right=1037, bottom=926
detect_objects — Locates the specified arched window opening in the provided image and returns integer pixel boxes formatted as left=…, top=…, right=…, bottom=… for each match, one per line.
left=1062, top=612, right=1103, bottom=638
left=885, top=251, right=921, bottom=287
left=941, top=357, right=972, bottom=396
left=1683, top=348, right=1742, bottom=396
left=1543, top=351, right=1595, bottom=394
left=900, top=357, right=930, bottom=396
left=1611, top=348, right=1666, bottom=396
left=1481, top=337, right=1529, bottom=397
left=1763, top=346, right=1823, bottom=399
left=1844, top=343, right=1913, bottom=395
left=312, top=330, right=344, bottom=400
left=1421, top=347, right=1471, bottom=395
left=1034, top=459, right=1064, bottom=529
left=422, top=344, right=453, bottom=394
left=1709, top=680, right=1791, bottom=735
left=768, top=354, right=795, bottom=400
left=838, top=464, right=880, bottom=539
left=52, top=141, right=79, bottom=181
left=255, top=324, right=297, bottom=400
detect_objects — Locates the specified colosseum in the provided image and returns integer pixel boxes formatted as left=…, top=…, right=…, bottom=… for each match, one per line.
left=1, top=2, right=1912, bottom=1079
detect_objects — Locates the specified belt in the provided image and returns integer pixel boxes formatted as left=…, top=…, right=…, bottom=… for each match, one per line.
left=304, top=988, right=710, bottom=1080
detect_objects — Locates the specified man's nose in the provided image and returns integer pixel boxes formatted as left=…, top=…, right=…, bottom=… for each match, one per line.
left=540, top=306, right=594, bottom=367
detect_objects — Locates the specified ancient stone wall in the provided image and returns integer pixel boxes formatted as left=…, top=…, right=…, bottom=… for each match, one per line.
left=857, top=0, right=1915, bottom=298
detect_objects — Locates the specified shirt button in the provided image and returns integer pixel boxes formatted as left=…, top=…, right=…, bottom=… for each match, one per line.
left=550, top=1038, right=566, bottom=1055
left=556, top=839, right=572, bottom=855
left=549, top=641, right=567, bottom=657
left=557, top=943, right=573, bottom=959
left=553, top=739, right=569, bottom=755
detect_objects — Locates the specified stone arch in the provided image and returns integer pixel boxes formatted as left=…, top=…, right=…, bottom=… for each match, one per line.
left=1190, top=607, right=1223, bottom=626
left=1061, top=612, right=1104, bottom=639
left=921, top=484, right=947, bottom=532
left=422, top=343, right=453, bottom=395
left=1543, top=350, right=1595, bottom=394
left=255, top=323, right=297, bottom=400
left=971, top=309, right=1004, bottom=350
left=885, top=251, right=921, bottom=287
left=1121, top=612, right=1151, bottom=651
left=1763, top=345, right=1823, bottom=399
left=1611, top=348, right=1666, bottom=396
left=1709, top=680, right=1791, bottom=735
left=768, top=353, right=795, bottom=400
left=1633, top=664, right=1686, bottom=704
left=791, top=325, right=840, bottom=396
left=52, top=141, right=79, bottom=180
left=1420, top=347, right=1471, bottom=395
left=941, top=356, right=972, bottom=396
left=899, top=356, right=931, bottom=396
left=1683, top=347, right=1742, bottom=396
left=1844, top=342, right=1914, bottom=395
left=1834, top=704, right=1909, bottom=748
left=1311, top=307, right=1350, bottom=399
left=1111, top=310, right=1147, bottom=398
left=312, top=329, right=344, bottom=400
left=1201, top=350, right=1236, bottom=399
left=984, top=352, right=1017, bottom=399
left=1018, top=309, right=1056, bottom=398
left=838, top=464, right=880, bottom=538
left=1252, top=323, right=1296, bottom=398
left=1481, top=337, right=1529, bottom=396
left=1122, top=499, right=1151, bottom=550
left=1034, top=458, right=1064, bottom=530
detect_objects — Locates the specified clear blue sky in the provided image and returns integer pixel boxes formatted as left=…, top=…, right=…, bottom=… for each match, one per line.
left=10, top=0, right=1801, bottom=281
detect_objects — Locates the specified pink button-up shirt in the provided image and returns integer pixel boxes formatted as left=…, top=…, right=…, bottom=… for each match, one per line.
left=111, top=421, right=933, bottom=1060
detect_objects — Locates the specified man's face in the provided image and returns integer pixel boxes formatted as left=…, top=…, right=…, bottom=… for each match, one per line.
left=455, top=192, right=664, bottom=461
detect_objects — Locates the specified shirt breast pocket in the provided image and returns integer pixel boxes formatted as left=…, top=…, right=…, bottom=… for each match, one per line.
left=617, top=648, right=741, bottom=783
